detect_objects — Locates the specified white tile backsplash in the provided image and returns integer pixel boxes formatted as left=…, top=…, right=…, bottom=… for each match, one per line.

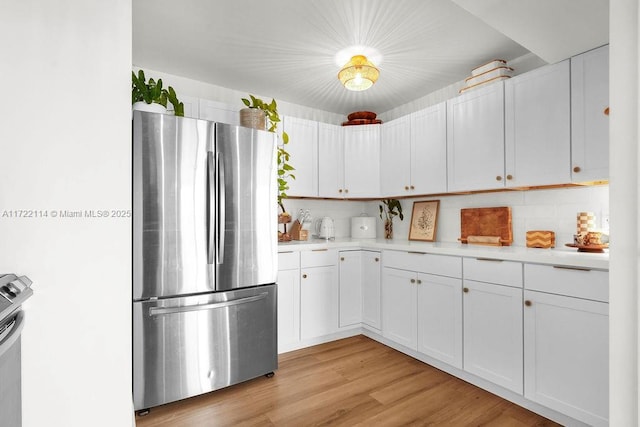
left=282, top=185, right=609, bottom=247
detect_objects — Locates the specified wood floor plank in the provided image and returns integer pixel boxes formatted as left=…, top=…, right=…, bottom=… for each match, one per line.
left=135, top=336, right=561, bottom=427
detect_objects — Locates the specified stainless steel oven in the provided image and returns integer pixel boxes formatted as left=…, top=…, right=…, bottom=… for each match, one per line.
left=0, top=274, right=33, bottom=427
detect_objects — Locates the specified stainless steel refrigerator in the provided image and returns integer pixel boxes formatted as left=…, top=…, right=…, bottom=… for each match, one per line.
left=132, top=111, right=278, bottom=412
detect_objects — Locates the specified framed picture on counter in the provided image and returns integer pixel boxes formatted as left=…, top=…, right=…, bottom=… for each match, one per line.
left=408, top=200, right=440, bottom=242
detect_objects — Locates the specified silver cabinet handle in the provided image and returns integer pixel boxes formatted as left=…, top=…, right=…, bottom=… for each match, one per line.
left=149, top=293, right=268, bottom=316
left=312, top=249, right=328, bottom=252
left=553, top=265, right=592, bottom=272
left=475, top=258, right=503, bottom=262
left=407, top=251, right=426, bottom=255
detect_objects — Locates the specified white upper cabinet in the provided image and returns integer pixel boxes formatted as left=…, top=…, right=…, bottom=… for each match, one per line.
left=411, top=102, right=447, bottom=194
left=505, top=60, right=571, bottom=187
left=283, top=116, right=318, bottom=197
left=571, top=45, right=610, bottom=182
left=380, top=103, right=447, bottom=197
left=318, top=123, right=345, bottom=198
left=343, top=125, right=381, bottom=197
left=447, top=83, right=506, bottom=192
left=380, top=116, right=412, bottom=197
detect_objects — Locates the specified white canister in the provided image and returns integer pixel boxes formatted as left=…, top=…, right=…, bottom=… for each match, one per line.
left=351, top=216, right=376, bottom=239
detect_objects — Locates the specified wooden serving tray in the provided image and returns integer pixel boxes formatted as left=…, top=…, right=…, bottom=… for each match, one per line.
left=459, top=207, right=513, bottom=246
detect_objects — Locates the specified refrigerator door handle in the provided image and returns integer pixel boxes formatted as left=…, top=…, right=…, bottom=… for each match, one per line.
left=148, top=292, right=268, bottom=316
left=216, top=152, right=226, bottom=264
left=207, top=151, right=215, bottom=265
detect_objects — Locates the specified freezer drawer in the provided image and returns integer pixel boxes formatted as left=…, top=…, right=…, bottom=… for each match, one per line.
left=133, top=284, right=277, bottom=410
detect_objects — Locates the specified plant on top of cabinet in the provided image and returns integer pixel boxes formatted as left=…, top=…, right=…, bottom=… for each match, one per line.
left=241, top=95, right=295, bottom=214
left=379, top=199, right=404, bottom=239
left=131, top=70, right=184, bottom=116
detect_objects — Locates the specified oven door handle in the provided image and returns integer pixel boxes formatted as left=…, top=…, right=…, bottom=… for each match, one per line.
left=0, top=310, right=24, bottom=359
left=149, top=292, right=268, bottom=316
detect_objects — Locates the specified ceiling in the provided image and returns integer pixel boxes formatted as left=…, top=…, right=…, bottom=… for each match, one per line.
left=133, top=0, right=609, bottom=117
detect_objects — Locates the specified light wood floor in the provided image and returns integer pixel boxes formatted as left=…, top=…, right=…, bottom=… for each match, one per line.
left=135, top=335, right=560, bottom=426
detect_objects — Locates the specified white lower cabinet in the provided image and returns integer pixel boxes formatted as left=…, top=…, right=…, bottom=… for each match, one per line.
left=523, top=264, right=609, bottom=426
left=338, top=251, right=363, bottom=327
left=462, top=279, right=523, bottom=394
left=277, top=252, right=300, bottom=353
left=361, top=251, right=382, bottom=330
left=300, top=250, right=338, bottom=339
left=382, top=267, right=418, bottom=350
left=417, top=274, right=463, bottom=369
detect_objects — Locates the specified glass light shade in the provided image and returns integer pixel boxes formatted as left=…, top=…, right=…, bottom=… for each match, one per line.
left=338, top=55, right=379, bottom=91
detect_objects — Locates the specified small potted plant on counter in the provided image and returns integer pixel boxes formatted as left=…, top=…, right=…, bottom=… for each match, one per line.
left=132, top=69, right=184, bottom=116
left=379, top=199, right=404, bottom=239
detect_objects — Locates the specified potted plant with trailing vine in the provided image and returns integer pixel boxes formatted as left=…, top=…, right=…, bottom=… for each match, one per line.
left=379, top=199, right=404, bottom=239
left=241, top=95, right=295, bottom=239
left=132, top=69, right=184, bottom=116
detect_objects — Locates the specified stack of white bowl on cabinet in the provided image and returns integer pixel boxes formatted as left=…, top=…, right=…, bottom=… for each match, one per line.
left=459, top=59, right=514, bottom=93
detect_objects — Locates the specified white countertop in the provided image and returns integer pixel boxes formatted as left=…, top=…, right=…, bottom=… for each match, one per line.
left=278, top=238, right=609, bottom=270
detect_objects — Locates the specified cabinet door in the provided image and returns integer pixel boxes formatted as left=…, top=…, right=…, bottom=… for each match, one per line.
left=382, top=267, right=417, bottom=350
left=571, top=45, right=609, bottom=182
left=380, top=116, right=411, bottom=197
left=343, top=125, right=381, bottom=197
left=338, top=251, right=362, bottom=327
left=505, top=60, right=571, bottom=187
left=417, top=273, right=463, bottom=369
left=300, top=265, right=338, bottom=339
left=283, top=116, right=318, bottom=197
left=318, top=122, right=345, bottom=198
left=411, top=102, right=447, bottom=194
left=177, top=95, right=199, bottom=119
left=447, top=83, right=505, bottom=192
left=361, top=251, right=381, bottom=330
left=277, top=268, right=300, bottom=353
left=524, top=290, right=609, bottom=426
left=463, top=280, right=523, bottom=394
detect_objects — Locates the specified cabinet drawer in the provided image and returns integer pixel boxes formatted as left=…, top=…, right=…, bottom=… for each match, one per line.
left=278, top=251, right=300, bottom=270
left=464, top=257, right=522, bottom=287
left=301, top=249, right=338, bottom=268
left=524, top=264, right=608, bottom=302
left=383, top=250, right=461, bottom=278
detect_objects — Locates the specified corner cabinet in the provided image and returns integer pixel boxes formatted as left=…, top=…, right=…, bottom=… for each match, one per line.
left=380, top=103, right=447, bottom=197
left=342, top=124, right=381, bottom=197
left=504, top=60, right=571, bottom=187
left=282, top=116, right=318, bottom=197
left=523, top=264, right=609, bottom=427
left=571, top=45, right=610, bottom=183
left=447, top=83, right=505, bottom=192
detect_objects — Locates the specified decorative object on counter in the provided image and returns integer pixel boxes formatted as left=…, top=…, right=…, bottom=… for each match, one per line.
left=132, top=70, right=185, bottom=116
left=576, top=211, right=596, bottom=234
left=277, top=212, right=292, bottom=242
left=526, top=230, right=556, bottom=248
left=459, top=206, right=513, bottom=246
left=379, top=199, right=404, bottom=240
left=408, top=200, right=440, bottom=242
left=351, top=214, right=376, bottom=239
left=565, top=242, right=609, bottom=253
left=466, top=235, right=501, bottom=246
left=459, top=59, right=513, bottom=94
left=338, top=55, right=379, bottom=91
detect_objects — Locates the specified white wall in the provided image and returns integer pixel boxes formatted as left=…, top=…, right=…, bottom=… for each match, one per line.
left=1, top=2, right=133, bottom=427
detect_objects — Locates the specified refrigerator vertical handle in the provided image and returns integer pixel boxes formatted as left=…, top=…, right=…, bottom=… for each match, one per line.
left=216, top=152, right=225, bottom=265
left=207, top=152, right=215, bottom=264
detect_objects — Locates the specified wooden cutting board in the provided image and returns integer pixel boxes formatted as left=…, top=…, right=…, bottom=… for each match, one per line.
left=459, top=207, right=513, bottom=246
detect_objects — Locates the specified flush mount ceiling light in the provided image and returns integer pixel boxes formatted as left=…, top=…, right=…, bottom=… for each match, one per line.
left=338, top=55, right=380, bottom=91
